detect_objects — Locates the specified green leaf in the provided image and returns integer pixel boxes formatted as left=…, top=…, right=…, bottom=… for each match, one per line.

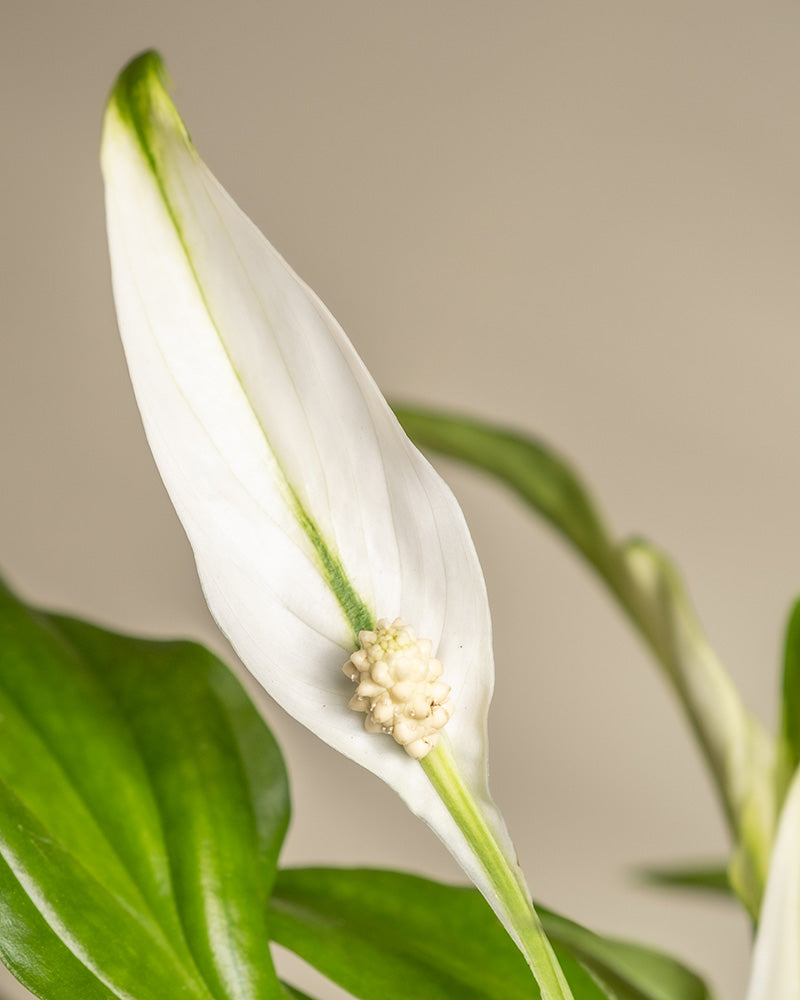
left=268, top=867, right=599, bottom=1000
left=0, top=577, right=289, bottom=1000
left=395, top=406, right=776, bottom=915
left=269, top=868, right=714, bottom=1000
left=637, top=863, right=732, bottom=897
left=394, top=408, right=615, bottom=576
left=539, top=905, right=713, bottom=1000
left=779, top=598, right=800, bottom=799
left=640, top=864, right=732, bottom=896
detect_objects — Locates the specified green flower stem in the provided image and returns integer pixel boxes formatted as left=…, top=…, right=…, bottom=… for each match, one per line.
left=421, top=739, right=574, bottom=1000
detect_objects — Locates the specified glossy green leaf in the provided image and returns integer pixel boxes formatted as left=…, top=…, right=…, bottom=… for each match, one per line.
left=268, top=867, right=600, bottom=999
left=395, top=406, right=775, bottom=914
left=0, top=577, right=289, bottom=1000
left=638, top=862, right=732, bottom=897
left=269, top=868, right=714, bottom=1000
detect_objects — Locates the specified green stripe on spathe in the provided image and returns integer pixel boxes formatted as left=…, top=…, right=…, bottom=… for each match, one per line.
left=289, top=491, right=375, bottom=639
left=109, top=51, right=375, bottom=645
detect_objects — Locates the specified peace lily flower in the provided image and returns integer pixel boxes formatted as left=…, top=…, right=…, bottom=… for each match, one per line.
left=745, top=765, right=800, bottom=999
left=101, top=52, right=573, bottom=999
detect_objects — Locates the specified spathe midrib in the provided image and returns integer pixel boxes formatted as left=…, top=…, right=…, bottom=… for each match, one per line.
left=112, top=72, right=375, bottom=643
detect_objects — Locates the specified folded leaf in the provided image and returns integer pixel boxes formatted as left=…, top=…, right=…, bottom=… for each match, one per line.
left=394, top=407, right=776, bottom=914
left=269, top=868, right=714, bottom=1000
left=0, top=577, right=289, bottom=1000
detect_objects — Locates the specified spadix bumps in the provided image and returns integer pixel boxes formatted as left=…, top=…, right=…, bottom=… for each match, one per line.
left=344, top=619, right=453, bottom=759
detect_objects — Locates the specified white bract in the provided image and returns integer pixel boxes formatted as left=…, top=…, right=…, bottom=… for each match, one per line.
left=101, top=53, right=572, bottom=999
left=745, top=767, right=800, bottom=1000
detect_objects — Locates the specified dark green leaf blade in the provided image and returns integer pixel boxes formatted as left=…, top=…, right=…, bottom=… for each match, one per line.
left=0, top=586, right=181, bottom=931
left=270, top=868, right=713, bottom=1000
left=0, top=850, right=118, bottom=1000
left=0, top=775, right=213, bottom=1000
left=0, top=577, right=289, bottom=1000
left=51, top=616, right=290, bottom=1000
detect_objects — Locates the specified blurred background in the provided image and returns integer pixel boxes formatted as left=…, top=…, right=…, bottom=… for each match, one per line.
left=2, top=2, right=799, bottom=997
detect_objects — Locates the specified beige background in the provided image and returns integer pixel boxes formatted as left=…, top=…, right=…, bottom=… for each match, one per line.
left=2, top=2, right=799, bottom=998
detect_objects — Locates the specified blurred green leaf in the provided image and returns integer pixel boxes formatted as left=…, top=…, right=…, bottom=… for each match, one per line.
left=539, top=904, right=713, bottom=1000
left=269, top=868, right=714, bottom=1000
left=395, top=406, right=776, bottom=915
left=779, top=598, right=800, bottom=800
left=0, top=578, right=289, bottom=1000
left=395, top=408, right=614, bottom=576
left=638, top=863, right=732, bottom=897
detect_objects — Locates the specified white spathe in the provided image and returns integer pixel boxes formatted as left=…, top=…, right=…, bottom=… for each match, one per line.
left=745, top=767, right=800, bottom=999
left=101, top=54, right=521, bottom=932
